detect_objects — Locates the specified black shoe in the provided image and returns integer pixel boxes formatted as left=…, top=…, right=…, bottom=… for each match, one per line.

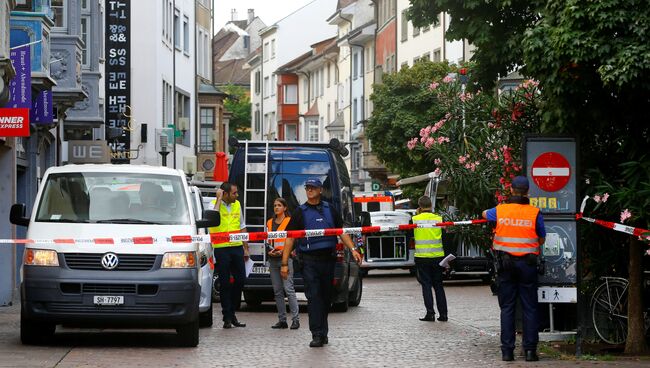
left=272, top=321, right=288, bottom=329
left=502, top=351, right=514, bottom=361
left=525, top=350, right=539, bottom=362
left=419, top=313, right=436, bottom=321
left=309, top=336, right=324, bottom=348
left=223, top=320, right=233, bottom=329
left=231, top=318, right=246, bottom=328
left=437, top=316, right=448, bottom=322
left=290, top=320, right=300, bottom=330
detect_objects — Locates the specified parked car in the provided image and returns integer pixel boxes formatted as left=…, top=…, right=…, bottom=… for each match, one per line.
left=224, top=138, right=364, bottom=312
left=10, top=164, right=219, bottom=346
left=359, top=211, right=415, bottom=276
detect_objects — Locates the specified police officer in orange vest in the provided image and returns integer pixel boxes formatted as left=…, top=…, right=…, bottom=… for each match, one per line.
left=482, top=176, right=545, bottom=362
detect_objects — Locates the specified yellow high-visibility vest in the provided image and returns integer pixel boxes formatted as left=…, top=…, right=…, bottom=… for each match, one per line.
left=209, top=199, right=243, bottom=248
left=412, top=212, right=444, bottom=258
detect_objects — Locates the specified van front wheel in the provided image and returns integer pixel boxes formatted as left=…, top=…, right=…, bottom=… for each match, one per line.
left=176, top=319, right=199, bottom=347
left=21, top=312, right=55, bottom=345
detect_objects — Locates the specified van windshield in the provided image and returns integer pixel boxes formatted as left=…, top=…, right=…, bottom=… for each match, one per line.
left=35, top=173, right=190, bottom=225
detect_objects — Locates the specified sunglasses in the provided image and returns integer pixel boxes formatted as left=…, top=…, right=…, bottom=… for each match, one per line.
left=304, top=186, right=320, bottom=191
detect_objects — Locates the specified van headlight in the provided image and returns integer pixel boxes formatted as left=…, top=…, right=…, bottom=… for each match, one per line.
left=161, top=252, right=197, bottom=268
left=24, top=249, right=59, bottom=266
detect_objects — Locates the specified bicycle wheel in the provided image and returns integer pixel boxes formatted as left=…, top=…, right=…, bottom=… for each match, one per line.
left=591, top=279, right=628, bottom=345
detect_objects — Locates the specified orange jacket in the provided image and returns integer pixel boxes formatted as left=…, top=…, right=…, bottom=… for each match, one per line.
left=493, top=203, right=540, bottom=256
left=267, top=217, right=291, bottom=250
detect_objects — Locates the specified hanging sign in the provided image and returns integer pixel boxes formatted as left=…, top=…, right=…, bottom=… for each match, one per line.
left=0, top=108, right=30, bottom=136
left=8, top=45, right=31, bottom=108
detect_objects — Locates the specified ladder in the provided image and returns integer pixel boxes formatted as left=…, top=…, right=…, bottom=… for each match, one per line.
left=242, top=140, right=269, bottom=266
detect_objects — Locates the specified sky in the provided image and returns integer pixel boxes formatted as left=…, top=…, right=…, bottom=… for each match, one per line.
left=213, top=0, right=314, bottom=33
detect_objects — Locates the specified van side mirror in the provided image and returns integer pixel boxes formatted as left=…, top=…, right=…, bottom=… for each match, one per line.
left=359, top=211, right=371, bottom=227
left=197, top=209, right=220, bottom=228
left=10, top=203, right=30, bottom=227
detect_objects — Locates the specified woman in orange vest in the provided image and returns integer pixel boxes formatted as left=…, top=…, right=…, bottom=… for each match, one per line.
left=267, top=198, right=300, bottom=329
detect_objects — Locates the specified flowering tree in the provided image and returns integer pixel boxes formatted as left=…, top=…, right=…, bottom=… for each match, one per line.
left=404, top=73, right=542, bottom=217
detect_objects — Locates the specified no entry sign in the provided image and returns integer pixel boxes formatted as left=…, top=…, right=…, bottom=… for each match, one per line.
left=531, top=152, right=571, bottom=192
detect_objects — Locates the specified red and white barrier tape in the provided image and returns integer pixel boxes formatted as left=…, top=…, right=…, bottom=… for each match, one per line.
left=577, top=195, right=650, bottom=239
left=0, top=219, right=487, bottom=245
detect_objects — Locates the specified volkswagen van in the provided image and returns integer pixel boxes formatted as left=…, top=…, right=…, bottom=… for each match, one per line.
left=10, top=164, right=219, bottom=346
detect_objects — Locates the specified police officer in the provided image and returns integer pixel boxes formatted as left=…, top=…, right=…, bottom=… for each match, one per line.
left=412, top=196, right=448, bottom=322
left=210, top=182, right=249, bottom=329
left=482, top=176, right=545, bottom=362
left=280, top=178, right=363, bottom=347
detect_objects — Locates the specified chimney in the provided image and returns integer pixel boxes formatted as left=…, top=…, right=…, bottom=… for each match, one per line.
left=247, top=9, right=255, bottom=24
left=231, top=8, right=238, bottom=21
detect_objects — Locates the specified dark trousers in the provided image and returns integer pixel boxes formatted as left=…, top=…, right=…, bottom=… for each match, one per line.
left=498, top=258, right=539, bottom=352
left=214, top=246, right=246, bottom=322
left=301, top=257, right=335, bottom=338
left=415, top=258, right=448, bottom=316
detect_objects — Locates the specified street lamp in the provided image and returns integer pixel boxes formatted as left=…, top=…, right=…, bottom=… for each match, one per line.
left=183, top=155, right=197, bottom=181
left=156, top=128, right=174, bottom=166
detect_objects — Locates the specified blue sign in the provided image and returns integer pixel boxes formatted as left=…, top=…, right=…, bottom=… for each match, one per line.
left=31, top=90, right=53, bottom=124
left=8, top=45, right=31, bottom=108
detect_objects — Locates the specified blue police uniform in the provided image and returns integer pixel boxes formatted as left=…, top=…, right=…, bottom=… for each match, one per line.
left=485, top=189, right=546, bottom=361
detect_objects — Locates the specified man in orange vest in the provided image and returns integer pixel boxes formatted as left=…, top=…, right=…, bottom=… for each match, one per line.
left=482, top=176, right=545, bottom=362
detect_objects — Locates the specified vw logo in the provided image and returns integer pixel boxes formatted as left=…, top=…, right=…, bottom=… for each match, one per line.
left=101, top=253, right=119, bottom=270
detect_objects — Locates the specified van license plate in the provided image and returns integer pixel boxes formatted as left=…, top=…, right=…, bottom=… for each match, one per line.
left=252, top=266, right=269, bottom=274
left=93, top=295, right=124, bottom=305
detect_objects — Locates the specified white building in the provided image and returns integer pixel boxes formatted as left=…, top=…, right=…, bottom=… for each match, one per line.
left=396, top=0, right=470, bottom=68
left=250, top=0, right=337, bottom=141
left=130, top=0, right=196, bottom=169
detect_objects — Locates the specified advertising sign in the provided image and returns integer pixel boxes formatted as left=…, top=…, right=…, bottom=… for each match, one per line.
left=8, top=45, right=31, bottom=108
left=31, top=90, right=53, bottom=124
left=68, top=140, right=111, bottom=164
left=524, top=137, right=577, bottom=214
left=0, top=108, right=30, bottom=136
left=105, top=0, right=131, bottom=163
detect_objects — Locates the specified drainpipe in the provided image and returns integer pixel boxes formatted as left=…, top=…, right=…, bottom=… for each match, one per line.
left=340, top=12, right=353, bottom=143
left=172, top=0, right=177, bottom=168
left=442, top=12, right=446, bottom=62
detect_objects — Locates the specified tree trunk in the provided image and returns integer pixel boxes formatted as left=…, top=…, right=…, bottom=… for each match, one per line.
left=624, top=237, right=649, bottom=354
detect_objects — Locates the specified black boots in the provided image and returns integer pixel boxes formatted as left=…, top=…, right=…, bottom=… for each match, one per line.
left=502, top=350, right=514, bottom=361
left=419, top=313, right=436, bottom=321
left=309, top=335, right=325, bottom=347
left=525, top=350, right=539, bottom=362
left=224, top=317, right=246, bottom=328
left=271, top=321, right=288, bottom=329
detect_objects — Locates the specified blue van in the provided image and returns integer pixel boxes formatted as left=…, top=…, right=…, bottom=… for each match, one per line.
left=226, top=138, right=363, bottom=312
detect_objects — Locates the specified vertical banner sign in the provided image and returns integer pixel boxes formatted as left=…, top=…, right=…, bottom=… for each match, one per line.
left=31, top=90, right=54, bottom=124
left=105, top=0, right=130, bottom=163
left=8, top=45, right=31, bottom=108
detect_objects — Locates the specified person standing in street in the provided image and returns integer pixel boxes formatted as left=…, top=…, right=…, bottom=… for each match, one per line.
left=280, top=178, right=363, bottom=347
left=267, top=198, right=300, bottom=330
left=412, top=196, right=448, bottom=322
left=210, top=182, right=249, bottom=329
left=482, top=176, right=545, bottom=362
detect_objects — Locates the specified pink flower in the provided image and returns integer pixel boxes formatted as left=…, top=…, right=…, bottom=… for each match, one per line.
left=434, top=158, right=441, bottom=166
left=425, top=137, right=436, bottom=149
left=602, top=193, right=609, bottom=202
left=593, top=195, right=601, bottom=203
left=429, top=82, right=439, bottom=90
left=459, top=92, right=473, bottom=102
left=620, top=209, right=632, bottom=223
left=458, top=155, right=467, bottom=164
left=442, top=76, right=453, bottom=83
left=585, top=178, right=590, bottom=184
left=407, top=138, right=418, bottom=150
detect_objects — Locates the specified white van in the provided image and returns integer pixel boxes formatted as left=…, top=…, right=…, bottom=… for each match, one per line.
left=9, top=164, right=219, bottom=347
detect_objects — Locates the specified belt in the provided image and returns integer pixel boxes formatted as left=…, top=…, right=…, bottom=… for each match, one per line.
left=299, top=252, right=336, bottom=261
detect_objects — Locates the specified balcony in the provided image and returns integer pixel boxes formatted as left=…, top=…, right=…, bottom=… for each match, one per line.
left=50, top=33, right=87, bottom=112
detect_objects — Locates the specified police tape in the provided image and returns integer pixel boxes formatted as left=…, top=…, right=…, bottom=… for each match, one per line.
left=576, top=213, right=649, bottom=238
left=0, top=219, right=488, bottom=245
left=577, top=195, right=650, bottom=240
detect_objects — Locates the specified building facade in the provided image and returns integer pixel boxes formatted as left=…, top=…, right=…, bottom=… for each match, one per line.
left=250, top=0, right=337, bottom=141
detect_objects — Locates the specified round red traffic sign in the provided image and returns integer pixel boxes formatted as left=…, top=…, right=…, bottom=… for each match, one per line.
left=531, top=152, right=571, bottom=192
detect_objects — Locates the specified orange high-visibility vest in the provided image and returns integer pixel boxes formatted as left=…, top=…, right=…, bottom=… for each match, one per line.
left=493, top=203, right=540, bottom=256
left=267, top=216, right=291, bottom=250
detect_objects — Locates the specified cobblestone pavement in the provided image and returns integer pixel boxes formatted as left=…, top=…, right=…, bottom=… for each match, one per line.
left=0, top=271, right=646, bottom=367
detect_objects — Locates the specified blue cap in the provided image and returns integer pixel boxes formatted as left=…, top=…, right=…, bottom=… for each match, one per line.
left=512, top=176, right=529, bottom=190
left=304, top=178, right=323, bottom=188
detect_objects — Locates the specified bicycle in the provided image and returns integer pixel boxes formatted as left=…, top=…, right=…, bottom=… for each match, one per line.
left=591, top=276, right=650, bottom=345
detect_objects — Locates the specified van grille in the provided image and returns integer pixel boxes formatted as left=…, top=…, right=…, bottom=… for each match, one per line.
left=64, top=253, right=157, bottom=271
left=82, top=283, right=137, bottom=294
left=46, top=302, right=171, bottom=314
